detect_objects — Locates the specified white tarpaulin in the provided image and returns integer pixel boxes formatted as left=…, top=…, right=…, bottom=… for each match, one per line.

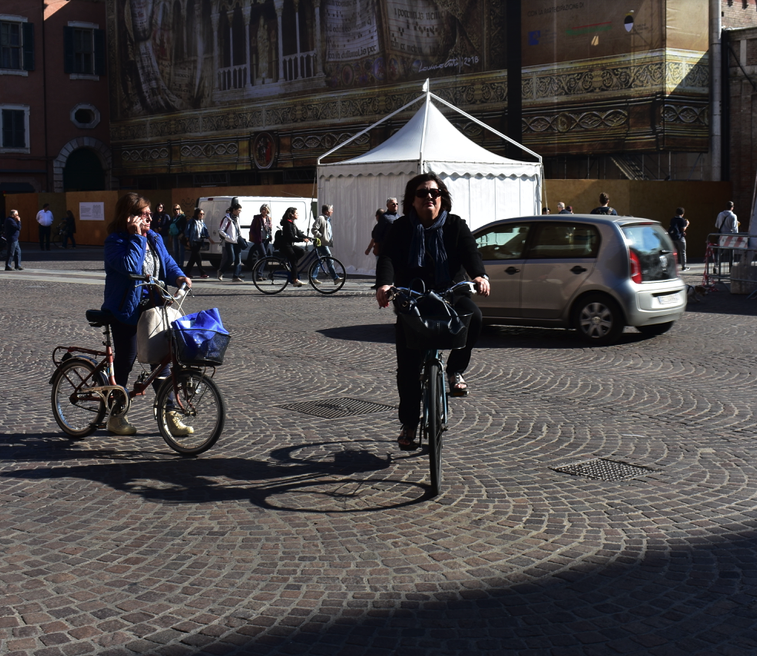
left=317, top=91, right=542, bottom=274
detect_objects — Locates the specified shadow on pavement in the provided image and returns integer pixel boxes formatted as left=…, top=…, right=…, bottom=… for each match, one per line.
left=0, top=434, right=432, bottom=511
left=318, top=323, right=395, bottom=343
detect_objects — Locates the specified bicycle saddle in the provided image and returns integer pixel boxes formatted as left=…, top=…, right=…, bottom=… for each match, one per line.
left=85, top=310, right=113, bottom=327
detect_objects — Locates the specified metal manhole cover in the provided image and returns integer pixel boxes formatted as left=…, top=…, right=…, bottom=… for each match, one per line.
left=551, top=458, right=656, bottom=481
left=277, top=397, right=396, bottom=419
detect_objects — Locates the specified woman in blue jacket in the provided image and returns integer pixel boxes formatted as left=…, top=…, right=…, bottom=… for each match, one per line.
left=102, top=192, right=191, bottom=435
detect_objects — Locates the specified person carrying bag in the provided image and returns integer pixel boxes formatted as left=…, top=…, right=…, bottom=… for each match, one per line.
left=217, top=197, right=245, bottom=282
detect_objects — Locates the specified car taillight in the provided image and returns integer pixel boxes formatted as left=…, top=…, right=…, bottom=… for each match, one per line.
left=629, top=250, right=642, bottom=283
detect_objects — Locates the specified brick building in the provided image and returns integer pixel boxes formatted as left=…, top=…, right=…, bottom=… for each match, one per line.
left=0, top=0, right=110, bottom=197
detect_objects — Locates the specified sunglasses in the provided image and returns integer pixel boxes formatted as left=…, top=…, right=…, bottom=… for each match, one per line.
left=415, top=188, right=442, bottom=199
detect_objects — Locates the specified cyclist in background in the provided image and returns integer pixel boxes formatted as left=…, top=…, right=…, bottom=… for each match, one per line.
left=375, top=173, right=490, bottom=450
left=279, top=207, right=310, bottom=287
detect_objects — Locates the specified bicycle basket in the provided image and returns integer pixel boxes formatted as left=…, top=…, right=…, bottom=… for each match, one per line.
left=396, top=291, right=472, bottom=350
left=171, top=308, right=230, bottom=366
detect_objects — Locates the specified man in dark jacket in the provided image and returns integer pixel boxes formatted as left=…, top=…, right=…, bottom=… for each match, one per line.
left=5, top=210, right=23, bottom=271
left=668, top=207, right=690, bottom=271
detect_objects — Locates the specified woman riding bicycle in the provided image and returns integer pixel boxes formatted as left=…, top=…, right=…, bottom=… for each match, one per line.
left=375, top=173, right=490, bottom=450
left=279, top=207, right=310, bottom=287
left=102, top=192, right=192, bottom=436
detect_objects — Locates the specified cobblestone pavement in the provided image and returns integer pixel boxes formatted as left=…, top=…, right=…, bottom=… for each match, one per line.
left=2, top=247, right=757, bottom=655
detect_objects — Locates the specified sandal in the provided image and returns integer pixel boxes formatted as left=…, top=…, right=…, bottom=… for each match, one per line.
left=448, top=372, right=469, bottom=397
left=397, top=426, right=419, bottom=451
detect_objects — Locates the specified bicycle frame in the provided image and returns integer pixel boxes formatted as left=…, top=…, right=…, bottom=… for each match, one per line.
left=50, top=278, right=194, bottom=417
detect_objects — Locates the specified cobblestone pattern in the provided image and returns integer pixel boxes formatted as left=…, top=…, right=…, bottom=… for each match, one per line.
left=1, top=253, right=757, bottom=655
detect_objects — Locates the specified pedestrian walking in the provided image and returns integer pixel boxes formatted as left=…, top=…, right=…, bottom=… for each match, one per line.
left=36, top=203, right=54, bottom=251
left=62, top=210, right=77, bottom=249
left=249, top=203, right=273, bottom=268
left=169, top=204, right=187, bottom=267
left=668, top=207, right=690, bottom=271
left=4, top=209, right=23, bottom=270
left=184, top=208, right=212, bottom=278
left=310, top=204, right=340, bottom=284
left=217, top=198, right=244, bottom=282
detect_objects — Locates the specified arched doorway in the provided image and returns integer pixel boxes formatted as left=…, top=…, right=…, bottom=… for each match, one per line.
left=63, top=148, right=105, bottom=191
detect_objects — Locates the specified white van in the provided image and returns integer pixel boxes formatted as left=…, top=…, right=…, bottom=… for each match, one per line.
left=197, top=195, right=316, bottom=268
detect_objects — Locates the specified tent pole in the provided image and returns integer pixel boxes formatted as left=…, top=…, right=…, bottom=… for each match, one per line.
left=418, top=80, right=431, bottom=172
left=317, top=94, right=428, bottom=165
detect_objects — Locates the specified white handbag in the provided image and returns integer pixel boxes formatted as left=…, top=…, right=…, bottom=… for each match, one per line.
left=136, top=306, right=182, bottom=364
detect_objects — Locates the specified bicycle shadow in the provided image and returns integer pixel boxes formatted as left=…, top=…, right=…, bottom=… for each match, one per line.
left=0, top=433, right=434, bottom=510
left=318, top=323, right=396, bottom=344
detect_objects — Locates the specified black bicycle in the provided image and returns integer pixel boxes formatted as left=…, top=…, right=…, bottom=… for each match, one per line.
left=389, top=280, right=476, bottom=496
left=251, top=242, right=346, bottom=295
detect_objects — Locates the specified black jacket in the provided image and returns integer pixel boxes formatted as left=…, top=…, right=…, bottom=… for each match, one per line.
left=281, top=218, right=307, bottom=244
left=376, top=213, right=485, bottom=291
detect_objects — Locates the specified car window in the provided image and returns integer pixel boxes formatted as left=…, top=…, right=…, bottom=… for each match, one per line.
left=476, top=223, right=531, bottom=260
left=527, top=222, right=600, bottom=258
left=621, top=223, right=677, bottom=281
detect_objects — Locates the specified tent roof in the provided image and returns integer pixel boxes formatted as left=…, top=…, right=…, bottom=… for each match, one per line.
left=318, top=96, right=541, bottom=178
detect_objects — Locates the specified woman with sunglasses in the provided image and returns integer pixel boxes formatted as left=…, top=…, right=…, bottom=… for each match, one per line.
left=102, top=192, right=191, bottom=436
left=375, top=173, right=490, bottom=451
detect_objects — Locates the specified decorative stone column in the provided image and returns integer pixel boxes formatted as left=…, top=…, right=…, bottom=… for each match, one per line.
left=274, top=0, right=284, bottom=81
left=211, top=8, right=220, bottom=89
left=313, top=0, right=321, bottom=74
left=243, top=3, right=253, bottom=88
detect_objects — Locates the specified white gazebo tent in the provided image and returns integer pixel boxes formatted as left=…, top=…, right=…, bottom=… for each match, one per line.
left=317, top=84, right=544, bottom=274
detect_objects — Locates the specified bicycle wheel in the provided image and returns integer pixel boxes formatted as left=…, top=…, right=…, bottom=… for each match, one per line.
left=427, top=360, right=445, bottom=496
left=252, top=256, right=290, bottom=294
left=309, top=257, right=346, bottom=294
left=155, top=370, right=226, bottom=456
left=51, top=358, right=107, bottom=438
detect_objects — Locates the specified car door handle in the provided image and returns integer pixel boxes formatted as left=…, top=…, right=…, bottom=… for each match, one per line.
left=571, top=265, right=587, bottom=274
left=505, top=266, right=520, bottom=275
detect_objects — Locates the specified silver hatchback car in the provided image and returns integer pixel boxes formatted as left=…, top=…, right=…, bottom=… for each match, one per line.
left=473, top=214, right=687, bottom=344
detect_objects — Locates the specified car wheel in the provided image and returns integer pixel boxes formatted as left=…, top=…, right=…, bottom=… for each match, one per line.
left=572, top=293, right=625, bottom=345
left=636, top=321, right=674, bottom=336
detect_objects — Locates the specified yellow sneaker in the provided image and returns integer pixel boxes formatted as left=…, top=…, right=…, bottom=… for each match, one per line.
left=167, top=411, right=194, bottom=436
left=106, top=413, right=137, bottom=436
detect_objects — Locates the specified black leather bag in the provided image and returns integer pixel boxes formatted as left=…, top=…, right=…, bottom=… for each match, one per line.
left=395, top=290, right=471, bottom=350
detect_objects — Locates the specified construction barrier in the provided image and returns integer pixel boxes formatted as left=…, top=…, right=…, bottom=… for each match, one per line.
left=704, top=233, right=757, bottom=294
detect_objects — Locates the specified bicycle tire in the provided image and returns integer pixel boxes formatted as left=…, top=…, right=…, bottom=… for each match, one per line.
left=50, top=358, right=107, bottom=438
left=155, top=370, right=225, bottom=456
left=427, top=360, right=445, bottom=496
left=251, top=256, right=290, bottom=295
left=308, top=257, right=347, bottom=294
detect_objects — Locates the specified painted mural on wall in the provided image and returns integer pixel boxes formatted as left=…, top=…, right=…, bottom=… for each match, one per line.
left=111, top=0, right=488, bottom=119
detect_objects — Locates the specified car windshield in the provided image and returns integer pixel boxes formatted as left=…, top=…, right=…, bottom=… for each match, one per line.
left=621, top=223, right=678, bottom=281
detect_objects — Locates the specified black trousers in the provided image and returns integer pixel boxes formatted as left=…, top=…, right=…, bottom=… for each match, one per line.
left=395, top=295, right=482, bottom=429
left=281, top=244, right=304, bottom=281
left=111, top=316, right=169, bottom=396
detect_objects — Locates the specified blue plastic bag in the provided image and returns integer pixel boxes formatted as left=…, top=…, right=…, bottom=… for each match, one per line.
left=172, top=308, right=230, bottom=365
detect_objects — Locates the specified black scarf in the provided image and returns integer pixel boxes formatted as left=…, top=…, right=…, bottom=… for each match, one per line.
left=408, top=208, right=450, bottom=287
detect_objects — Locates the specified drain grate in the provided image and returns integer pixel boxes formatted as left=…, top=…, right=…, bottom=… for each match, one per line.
left=277, top=397, right=396, bottom=419
left=551, top=458, right=656, bottom=481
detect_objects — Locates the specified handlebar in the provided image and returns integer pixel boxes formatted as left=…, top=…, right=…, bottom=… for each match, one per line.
left=387, top=280, right=477, bottom=304
left=129, top=274, right=190, bottom=306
